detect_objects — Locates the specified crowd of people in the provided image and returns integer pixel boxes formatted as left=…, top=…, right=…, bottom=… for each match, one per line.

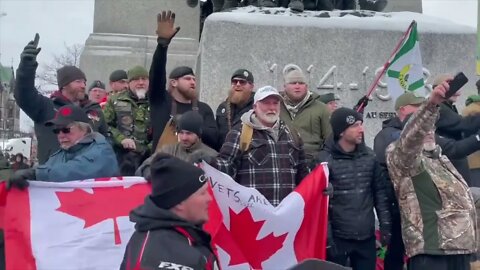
left=2, top=9, right=480, bottom=270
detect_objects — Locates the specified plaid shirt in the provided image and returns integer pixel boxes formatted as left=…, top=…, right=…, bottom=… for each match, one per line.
left=215, top=121, right=309, bottom=206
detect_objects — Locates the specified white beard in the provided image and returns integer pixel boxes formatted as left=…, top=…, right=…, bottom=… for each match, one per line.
left=136, top=89, right=147, bottom=99
left=423, top=142, right=436, bottom=151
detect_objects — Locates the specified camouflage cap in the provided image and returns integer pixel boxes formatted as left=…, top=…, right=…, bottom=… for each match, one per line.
left=394, top=92, right=425, bottom=111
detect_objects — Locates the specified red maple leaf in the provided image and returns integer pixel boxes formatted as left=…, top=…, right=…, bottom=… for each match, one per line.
left=55, top=182, right=149, bottom=245
left=216, top=208, right=287, bottom=269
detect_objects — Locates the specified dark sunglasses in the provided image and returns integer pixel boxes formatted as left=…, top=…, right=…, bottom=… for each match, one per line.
left=231, top=79, right=248, bottom=85
left=53, top=127, right=72, bottom=134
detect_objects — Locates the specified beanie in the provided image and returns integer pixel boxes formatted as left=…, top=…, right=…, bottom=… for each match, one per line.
left=88, top=80, right=106, bottom=92
left=284, top=69, right=306, bottom=84
left=231, top=69, right=254, bottom=84
left=150, top=153, right=207, bottom=209
left=330, top=107, right=363, bottom=139
left=127, top=66, right=149, bottom=82
left=169, top=66, right=195, bottom=79
left=57, top=66, right=86, bottom=89
left=109, top=69, right=128, bottom=82
left=177, top=111, right=203, bottom=137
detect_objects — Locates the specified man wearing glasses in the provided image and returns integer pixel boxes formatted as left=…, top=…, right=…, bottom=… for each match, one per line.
left=216, top=69, right=255, bottom=149
left=6, top=105, right=119, bottom=189
left=280, top=68, right=332, bottom=169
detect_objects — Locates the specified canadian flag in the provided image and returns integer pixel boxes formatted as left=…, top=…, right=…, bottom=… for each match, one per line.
left=203, top=162, right=329, bottom=270
left=0, top=177, right=151, bottom=270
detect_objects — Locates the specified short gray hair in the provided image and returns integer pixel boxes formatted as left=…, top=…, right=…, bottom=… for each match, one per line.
left=72, top=121, right=93, bottom=133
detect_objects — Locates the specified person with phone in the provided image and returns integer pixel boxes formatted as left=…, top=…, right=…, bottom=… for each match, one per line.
left=386, top=81, right=476, bottom=270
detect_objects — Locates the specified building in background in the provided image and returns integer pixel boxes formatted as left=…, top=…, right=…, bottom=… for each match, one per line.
left=0, top=63, right=21, bottom=139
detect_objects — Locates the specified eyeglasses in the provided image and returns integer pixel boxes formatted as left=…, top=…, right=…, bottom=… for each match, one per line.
left=53, top=127, right=72, bottom=134
left=231, top=79, right=248, bottom=86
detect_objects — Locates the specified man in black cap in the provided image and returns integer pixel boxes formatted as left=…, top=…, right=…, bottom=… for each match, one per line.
left=14, top=33, right=108, bottom=164
left=121, top=153, right=218, bottom=270
left=318, top=107, right=391, bottom=270
left=148, top=11, right=217, bottom=152
left=87, top=80, right=107, bottom=105
left=108, top=69, right=128, bottom=94
left=216, top=68, right=255, bottom=149
left=136, top=111, right=218, bottom=180
left=6, top=104, right=119, bottom=189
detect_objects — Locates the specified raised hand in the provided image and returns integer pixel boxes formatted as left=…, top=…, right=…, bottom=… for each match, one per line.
left=156, top=10, right=181, bottom=46
left=20, top=33, right=41, bottom=63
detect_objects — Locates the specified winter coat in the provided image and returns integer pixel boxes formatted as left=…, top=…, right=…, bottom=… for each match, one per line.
left=462, top=99, right=480, bottom=169
left=318, top=136, right=391, bottom=241
left=386, top=102, right=476, bottom=257
left=0, top=158, right=12, bottom=181
left=213, top=110, right=309, bottom=206
left=35, top=133, right=119, bottom=182
left=280, top=93, right=332, bottom=164
left=148, top=43, right=218, bottom=150
left=15, top=61, right=107, bottom=164
left=216, top=94, right=254, bottom=150
left=120, top=196, right=218, bottom=270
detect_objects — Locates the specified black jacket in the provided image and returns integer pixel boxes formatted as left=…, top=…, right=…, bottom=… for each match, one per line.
left=121, top=197, right=218, bottom=270
left=318, top=136, right=391, bottom=240
left=215, top=94, right=254, bottom=150
left=437, top=102, right=480, bottom=140
left=149, top=43, right=218, bottom=150
left=14, top=62, right=107, bottom=164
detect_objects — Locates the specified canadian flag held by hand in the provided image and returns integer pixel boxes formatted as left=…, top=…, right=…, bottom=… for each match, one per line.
left=203, top=162, right=329, bottom=270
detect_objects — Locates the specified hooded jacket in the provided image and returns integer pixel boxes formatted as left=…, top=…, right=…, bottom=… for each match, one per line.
left=120, top=197, right=218, bottom=270
left=14, top=61, right=108, bottom=164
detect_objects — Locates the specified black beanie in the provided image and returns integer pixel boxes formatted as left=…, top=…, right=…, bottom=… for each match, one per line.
left=57, top=66, right=86, bottom=89
left=150, top=153, right=207, bottom=209
left=109, top=69, right=128, bottom=82
left=177, top=111, right=203, bottom=137
left=330, top=107, right=363, bottom=140
left=169, top=66, right=195, bottom=79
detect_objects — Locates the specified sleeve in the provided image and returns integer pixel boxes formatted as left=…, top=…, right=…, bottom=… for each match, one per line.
left=214, top=129, right=243, bottom=178
left=102, top=99, right=126, bottom=146
left=437, top=134, right=480, bottom=160
left=149, top=42, right=168, bottom=106
left=373, top=160, right=392, bottom=234
left=320, top=106, right=332, bottom=140
left=200, top=104, right=219, bottom=150
left=14, top=62, right=53, bottom=123
left=294, top=138, right=309, bottom=185
left=386, top=102, right=439, bottom=176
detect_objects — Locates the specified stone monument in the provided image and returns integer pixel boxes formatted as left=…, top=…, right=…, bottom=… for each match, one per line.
left=197, top=7, right=476, bottom=147
left=80, top=0, right=200, bottom=87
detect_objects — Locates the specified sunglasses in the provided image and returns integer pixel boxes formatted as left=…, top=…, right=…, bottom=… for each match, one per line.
left=53, top=127, right=72, bottom=134
left=231, top=79, right=248, bottom=86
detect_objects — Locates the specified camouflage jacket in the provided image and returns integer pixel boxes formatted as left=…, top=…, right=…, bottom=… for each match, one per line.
left=103, top=90, right=152, bottom=151
left=386, top=101, right=476, bottom=257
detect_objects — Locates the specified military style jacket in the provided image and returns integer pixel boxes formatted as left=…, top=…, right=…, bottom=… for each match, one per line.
left=103, top=90, right=152, bottom=152
left=386, top=101, right=476, bottom=257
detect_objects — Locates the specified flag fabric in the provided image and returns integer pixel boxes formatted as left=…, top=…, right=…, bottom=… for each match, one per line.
left=386, top=22, right=425, bottom=100
left=0, top=177, right=150, bottom=270
left=203, top=162, right=329, bottom=270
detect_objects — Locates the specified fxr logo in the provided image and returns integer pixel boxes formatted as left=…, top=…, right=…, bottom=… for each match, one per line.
left=158, top=261, right=194, bottom=270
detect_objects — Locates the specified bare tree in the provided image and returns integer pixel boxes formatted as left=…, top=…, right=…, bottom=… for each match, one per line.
left=36, top=43, right=83, bottom=94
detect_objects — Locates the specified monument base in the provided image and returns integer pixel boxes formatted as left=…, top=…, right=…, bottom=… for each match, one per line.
left=80, top=33, right=198, bottom=87
left=197, top=7, right=476, bottom=147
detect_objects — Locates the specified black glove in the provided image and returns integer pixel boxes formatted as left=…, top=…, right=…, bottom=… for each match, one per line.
left=323, top=183, right=333, bottom=197
left=380, top=230, right=392, bottom=247
left=156, top=11, right=181, bottom=46
left=7, top=168, right=36, bottom=190
left=354, top=95, right=370, bottom=114
left=20, top=33, right=41, bottom=63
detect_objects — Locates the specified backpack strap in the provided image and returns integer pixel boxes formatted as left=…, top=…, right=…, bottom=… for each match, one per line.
left=239, top=123, right=254, bottom=152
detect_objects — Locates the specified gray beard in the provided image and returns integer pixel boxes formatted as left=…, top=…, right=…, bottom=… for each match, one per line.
left=135, top=89, right=147, bottom=99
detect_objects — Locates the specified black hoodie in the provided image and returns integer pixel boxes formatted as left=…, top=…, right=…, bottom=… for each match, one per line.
left=120, top=197, right=218, bottom=270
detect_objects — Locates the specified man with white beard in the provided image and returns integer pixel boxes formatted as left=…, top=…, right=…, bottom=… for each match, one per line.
left=386, top=82, right=476, bottom=270
left=211, top=86, right=309, bottom=206
left=103, top=65, right=152, bottom=175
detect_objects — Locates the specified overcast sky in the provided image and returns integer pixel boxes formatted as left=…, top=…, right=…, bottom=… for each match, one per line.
left=0, top=0, right=477, bottom=131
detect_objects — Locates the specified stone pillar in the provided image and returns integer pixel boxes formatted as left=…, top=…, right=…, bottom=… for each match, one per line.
left=384, top=0, right=422, bottom=13
left=80, top=0, right=200, bottom=87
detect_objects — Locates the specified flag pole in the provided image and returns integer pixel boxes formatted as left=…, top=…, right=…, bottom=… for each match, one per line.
left=356, top=20, right=417, bottom=112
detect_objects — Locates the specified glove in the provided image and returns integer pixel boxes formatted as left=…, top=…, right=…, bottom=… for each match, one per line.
left=20, top=33, right=41, bottom=63
left=156, top=10, right=181, bottom=46
left=323, top=183, right=333, bottom=197
left=380, top=230, right=391, bottom=247
left=7, top=168, right=36, bottom=190
left=354, top=95, right=370, bottom=114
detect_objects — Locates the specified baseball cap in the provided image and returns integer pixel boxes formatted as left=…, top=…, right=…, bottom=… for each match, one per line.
left=318, top=93, right=340, bottom=104
left=45, top=105, right=91, bottom=127
left=231, top=69, right=254, bottom=84
left=253, top=86, right=282, bottom=104
left=394, top=92, right=426, bottom=111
